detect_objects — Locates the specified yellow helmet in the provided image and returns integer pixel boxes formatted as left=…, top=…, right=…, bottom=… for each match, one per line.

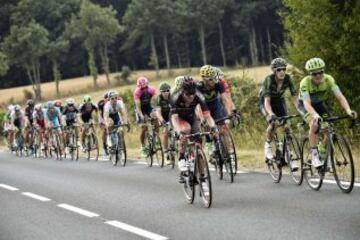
left=200, top=65, right=216, bottom=78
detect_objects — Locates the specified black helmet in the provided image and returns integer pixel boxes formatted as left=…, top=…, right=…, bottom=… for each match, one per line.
left=26, top=99, right=34, bottom=106
left=182, top=76, right=196, bottom=93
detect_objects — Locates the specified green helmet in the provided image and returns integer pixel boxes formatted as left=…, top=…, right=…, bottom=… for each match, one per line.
left=159, top=82, right=171, bottom=92
left=271, top=58, right=287, bottom=69
left=83, top=95, right=92, bottom=103
left=305, top=57, right=325, bottom=73
left=174, top=76, right=185, bottom=90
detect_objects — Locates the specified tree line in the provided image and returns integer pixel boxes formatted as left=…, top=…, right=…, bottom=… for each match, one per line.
left=0, top=0, right=284, bottom=100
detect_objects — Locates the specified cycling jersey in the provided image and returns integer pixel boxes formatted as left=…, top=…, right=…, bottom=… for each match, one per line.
left=156, top=95, right=171, bottom=122
left=62, top=106, right=79, bottom=126
left=11, top=111, right=25, bottom=129
left=24, top=106, right=34, bottom=125
left=104, top=100, right=125, bottom=125
left=219, top=79, right=231, bottom=95
left=259, top=74, right=297, bottom=103
left=170, top=90, right=209, bottom=123
left=299, top=74, right=340, bottom=104
left=33, top=110, right=46, bottom=129
left=45, top=107, right=61, bottom=129
left=79, top=103, right=98, bottom=123
left=134, top=86, right=156, bottom=116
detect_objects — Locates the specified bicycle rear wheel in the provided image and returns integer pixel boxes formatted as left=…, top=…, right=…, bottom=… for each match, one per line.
left=220, top=136, right=234, bottom=183
left=331, top=134, right=354, bottom=193
left=286, top=134, right=303, bottom=185
left=197, top=148, right=212, bottom=208
left=144, top=132, right=153, bottom=167
left=229, top=133, right=238, bottom=175
left=302, top=138, right=323, bottom=191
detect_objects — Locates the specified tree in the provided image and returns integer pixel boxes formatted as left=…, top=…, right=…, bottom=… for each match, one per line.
left=0, top=52, right=9, bottom=76
left=2, top=20, right=49, bottom=100
left=66, top=0, right=122, bottom=87
left=282, top=0, right=360, bottom=106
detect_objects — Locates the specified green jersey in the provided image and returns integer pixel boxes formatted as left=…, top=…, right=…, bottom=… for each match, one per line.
left=299, top=74, right=340, bottom=104
left=260, top=74, right=297, bottom=103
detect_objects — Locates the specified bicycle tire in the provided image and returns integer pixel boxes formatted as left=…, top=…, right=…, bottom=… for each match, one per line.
left=153, top=132, right=164, bottom=168
left=144, top=132, right=153, bottom=167
left=197, top=147, right=212, bottom=208
left=183, top=157, right=195, bottom=204
left=220, top=135, right=234, bottom=183
left=267, top=140, right=282, bottom=183
left=331, top=134, right=354, bottom=193
left=118, top=132, right=127, bottom=167
left=302, top=137, right=323, bottom=191
left=229, top=133, right=238, bottom=175
left=286, top=134, right=303, bottom=185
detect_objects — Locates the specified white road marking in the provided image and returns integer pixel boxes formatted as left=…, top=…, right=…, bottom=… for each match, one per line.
left=0, top=184, right=19, bottom=191
left=105, top=220, right=168, bottom=240
left=322, top=179, right=360, bottom=187
left=57, top=204, right=99, bottom=218
left=22, top=192, right=51, bottom=202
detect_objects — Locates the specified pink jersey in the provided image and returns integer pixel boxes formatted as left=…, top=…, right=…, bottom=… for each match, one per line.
left=133, top=86, right=156, bottom=101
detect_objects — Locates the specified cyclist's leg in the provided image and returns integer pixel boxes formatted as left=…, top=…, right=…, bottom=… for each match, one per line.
left=260, top=102, right=275, bottom=160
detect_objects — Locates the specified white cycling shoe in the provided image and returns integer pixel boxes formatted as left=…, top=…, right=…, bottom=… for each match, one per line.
left=178, top=159, right=189, bottom=172
left=311, top=150, right=323, bottom=168
left=264, top=141, right=273, bottom=160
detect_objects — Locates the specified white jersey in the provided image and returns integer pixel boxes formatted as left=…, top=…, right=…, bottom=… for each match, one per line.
left=10, top=110, right=25, bottom=122
left=104, top=100, right=125, bottom=116
left=32, top=109, right=46, bottom=121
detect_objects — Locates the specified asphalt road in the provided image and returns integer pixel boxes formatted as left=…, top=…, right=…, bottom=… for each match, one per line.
left=1, top=152, right=360, bottom=240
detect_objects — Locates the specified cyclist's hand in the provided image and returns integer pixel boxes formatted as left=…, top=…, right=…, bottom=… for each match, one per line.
left=210, top=127, right=219, bottom=138
left=266, top=114, right=277, bottom=123
left=346, top=109, right=357, bottom=119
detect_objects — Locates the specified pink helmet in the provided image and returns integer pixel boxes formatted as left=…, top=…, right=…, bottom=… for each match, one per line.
left=137, top=77, right=149, bottom=89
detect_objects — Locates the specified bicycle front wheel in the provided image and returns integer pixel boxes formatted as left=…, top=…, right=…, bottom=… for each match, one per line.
left=302, top=138, right=323, bottom=191
left=267, top=141, right=282, bottom=183
left=229, top=133, right=238, bottom=175
left=118, top=132, right=127, bottom=167
left=286, top=134, right=303, bottom=185
left=153, top=133, right=164, bottom=168
left=331, top=134, right=354, bottom=193
left=197, top=148, right=212, bottom=208
left=144, top=132, right=153, bottom=167
left=220, top=136, right=234, bottom=183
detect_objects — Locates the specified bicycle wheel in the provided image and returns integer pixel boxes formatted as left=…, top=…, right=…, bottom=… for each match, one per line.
left=182, top=159, right=195, bottom=204
left=267, top=141, right=282, bottom=183
left=286, top=134, right=303, bottom=185
left=197, top=147, right=212, bottom=208
left=144, top=132, right=153, bottom=167
left=214, top=155, right=223, bottom=180
left=220, top=136, right=234, bottom=183
left=229, top=133, right=238, bottom=175
left=302, top=138, right=323, bottom=191
left=87, top=133, right=99, bottom=161
left=331, top=134, right=354, bottom=193
left=153, top=132, right=164, bottom=168
left=118, top=132, right=127, bottom=167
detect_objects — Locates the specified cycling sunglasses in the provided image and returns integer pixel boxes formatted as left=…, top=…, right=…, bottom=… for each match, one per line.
left=203, top=77, right=216, bottom=81
left=311, top=70, right=324, bottom=76
left=276, top=68, right=287, bottom=72
left=161, top=90, right=170, bottom=93
left=110, top=97, right=117, bottom=101
left=184, top=91, right=196, bottom=96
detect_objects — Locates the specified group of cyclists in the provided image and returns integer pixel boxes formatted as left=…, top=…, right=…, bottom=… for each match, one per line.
left=3, top=57, right=357, bottom=184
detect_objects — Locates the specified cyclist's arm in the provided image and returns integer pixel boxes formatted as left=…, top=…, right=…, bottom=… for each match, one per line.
left=171, top=113, right=182, bottom=133
left=134, top=99, right=143, bottom=119
left=264, top=96, right=274, bottom=116
left=303, top=97, right=318, bottom=118
left=220, top=92, right=235, bottom=114
left=334, top=91, right=352, bottom=114
left=156, top=107, right=164, bottom=123
left=203, top=110, right=215, bottom=129
left=292, top=95, right=299, bottom=109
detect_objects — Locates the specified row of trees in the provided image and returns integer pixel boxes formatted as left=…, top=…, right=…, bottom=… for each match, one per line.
left=0, top=0, right=284, bottom=99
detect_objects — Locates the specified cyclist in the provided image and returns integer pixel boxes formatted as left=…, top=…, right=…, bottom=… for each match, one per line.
left=33, top=103, right=47, bottom=149
left=62, top=98, right=80, bottom=147
left=213, top=67, right=231, bottom=97
left=171, top=77, right=218, bottom=182
left=45, top=101, right=65, bottom=157
left=197, top=65, right=237, bottom=162
left=155, top=82, right=172, bottom=165
left=98, top=91, right=110, bottom=155
left=171, top=76, right=185, bottom=94
left=298, top=57, right=357, bottom=168
left=24, top=99, right=35, bottom=151
left=79, top=95, right=99, bottom=151
left=259, top=58, right=299, bottom=170
left=104, top=90, right=129, bottom=148
left=54, top=99, right=64, bottom=113
left=8, top=105, right=26, bottom=150
left=133, top=77, right=157, bottom=157
left=4, top=105, right=14, bottom=149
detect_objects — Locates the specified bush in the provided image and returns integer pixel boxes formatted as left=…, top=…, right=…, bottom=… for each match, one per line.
left=23, top=89, right=34, bottom=100
left=115, top=66, right=132, bottom=85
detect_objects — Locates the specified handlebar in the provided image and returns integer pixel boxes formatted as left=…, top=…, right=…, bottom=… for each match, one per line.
left=110, top=123, right=131, bottom=132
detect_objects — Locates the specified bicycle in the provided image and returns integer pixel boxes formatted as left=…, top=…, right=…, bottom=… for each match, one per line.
left=82, top=122, right=99, bottom=161
left=180, top=131, right=213, bottom=208
left=64, top=125, right=79, bottom=161
left=143, top=117, right=164, bottom=168
left=33, top=127, right=47, bottom=158
left=266, top=115, right=303, bottom=185
left=13, top=128, right=25, bottom=157
left=302, top=115, right=356, bottom=193
left=209, top=114, right=241, bottom=183
left=48, top=128, right=63, bottom=161
left=108, top=123, right=130, bottom=166
left=160, top=122, right=178, bottom=169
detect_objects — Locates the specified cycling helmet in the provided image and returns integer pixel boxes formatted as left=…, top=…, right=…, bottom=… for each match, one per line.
left=7, top=104, right=14, bottom=112
left=271, top=58, right=287, bottom=69
left=83, top=95, right=92, bottom=103
left=159, top=82, right=171, bottom=92
left=214, top=67, right=224, bottom=78
left=174, top=76, right=185, bottom=90
left=26, top=99, right=34, bottom=106
left=14, top=105, right=21, bottom=112
left=66, top=98, right=75, bottom=106
left=108, top=90, right=118, bottom=99
left=182, top=76, right=196, bottom=93
left=35, top=103, right=42, bottom=111
left=137, top=77, right=149, bottom=89
left=47, top=101, right=55, bottom=109
left=200, top=65, right=216, bottom=78
left=305, top=57, right=325, bottom=73
left=104, top=91, right=109, bottom=99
